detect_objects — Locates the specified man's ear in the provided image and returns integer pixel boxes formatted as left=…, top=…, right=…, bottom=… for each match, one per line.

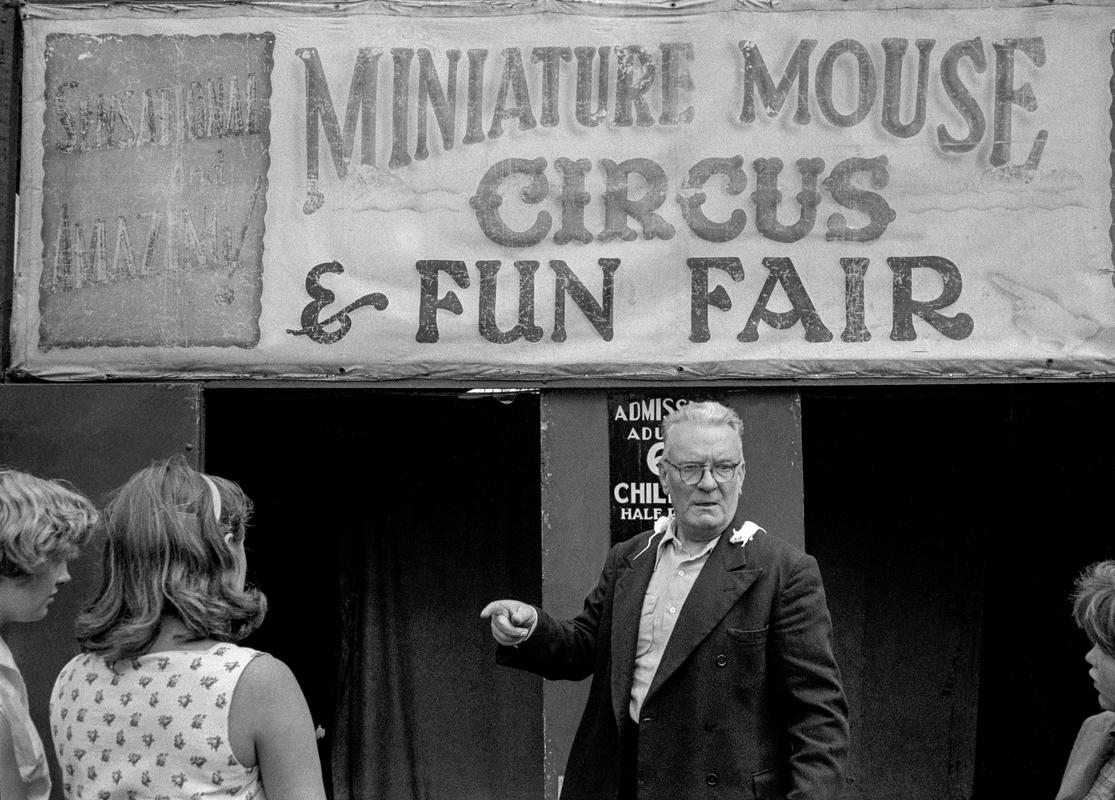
left=224, top=532, right=234, bottom=547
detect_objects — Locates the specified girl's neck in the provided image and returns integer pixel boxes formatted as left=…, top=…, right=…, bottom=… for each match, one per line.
left=145, top=617, right=218, bottom=654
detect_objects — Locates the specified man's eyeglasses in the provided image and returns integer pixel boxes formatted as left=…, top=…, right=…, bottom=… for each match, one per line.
left=661, top=459, right=742, bottom=485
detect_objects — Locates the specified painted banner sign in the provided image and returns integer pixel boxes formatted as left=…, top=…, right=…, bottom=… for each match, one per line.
left=11, top=2, right=1115, bottom=379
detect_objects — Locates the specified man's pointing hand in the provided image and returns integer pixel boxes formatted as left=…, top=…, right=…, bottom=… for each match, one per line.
left=481, top=600, right=538, bottom=646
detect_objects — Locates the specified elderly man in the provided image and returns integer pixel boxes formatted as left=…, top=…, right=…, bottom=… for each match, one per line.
left=482, top=400, right=848, bottom=800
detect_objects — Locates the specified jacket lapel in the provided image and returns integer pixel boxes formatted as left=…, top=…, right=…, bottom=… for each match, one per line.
left=610, top=532, right=662, bottom=725
left=645, top=533, right=762, bottom=700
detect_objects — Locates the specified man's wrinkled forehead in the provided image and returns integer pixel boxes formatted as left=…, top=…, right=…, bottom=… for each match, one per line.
left=663, top=421, right=745, bottom=458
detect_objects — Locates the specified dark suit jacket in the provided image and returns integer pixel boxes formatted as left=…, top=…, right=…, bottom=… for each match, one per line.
left=498, top=526, right=849, bottom=800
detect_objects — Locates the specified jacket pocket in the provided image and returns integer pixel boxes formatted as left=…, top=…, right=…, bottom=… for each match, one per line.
left=727, top=625, right=769, bottom=646
left=751, top=767, right=789, bottom=799
left=635, top=594, right=658, bottom=657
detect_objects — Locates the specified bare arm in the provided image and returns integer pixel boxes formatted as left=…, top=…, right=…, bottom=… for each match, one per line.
left=229, top=654, right=327, bottom=800
left=0, top=714, right=29, bottom=800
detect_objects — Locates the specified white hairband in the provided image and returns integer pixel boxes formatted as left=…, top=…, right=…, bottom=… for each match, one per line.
left=200, top=474, right=222, bottom=523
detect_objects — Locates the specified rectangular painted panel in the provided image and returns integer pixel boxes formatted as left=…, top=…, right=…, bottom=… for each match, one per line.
left=37, top=33, right=272, bottom=348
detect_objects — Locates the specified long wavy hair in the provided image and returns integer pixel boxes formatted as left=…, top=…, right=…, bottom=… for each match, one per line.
left=76, top=456, right=266, bottom=662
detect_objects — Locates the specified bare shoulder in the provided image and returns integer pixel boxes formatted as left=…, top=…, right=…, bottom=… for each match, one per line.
left=230, top=652, right=326, bottom=800
left=231, top=653, right=305, bottom=726
left=238, top=653, right=300, bottom=694
left=1081, top=711, right=1115, bottom=735
left=229, top=652, right=310, bottom=768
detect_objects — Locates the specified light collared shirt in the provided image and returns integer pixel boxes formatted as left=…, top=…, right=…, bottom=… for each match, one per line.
left=0, top=634, right=51, bottom=800
left=628, top=520, right=719, bottom=722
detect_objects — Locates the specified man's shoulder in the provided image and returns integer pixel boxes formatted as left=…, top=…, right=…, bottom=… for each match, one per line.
left=740, top=525, right=810, bottom=568
left=610, top=527, right=664, bottom=560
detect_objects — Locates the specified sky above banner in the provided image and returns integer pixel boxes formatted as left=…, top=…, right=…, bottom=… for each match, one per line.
left=11, top=2, right=1115, bottom=380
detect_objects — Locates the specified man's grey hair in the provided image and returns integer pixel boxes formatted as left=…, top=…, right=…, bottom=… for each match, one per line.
left=661, top=401, right=744, bottom=452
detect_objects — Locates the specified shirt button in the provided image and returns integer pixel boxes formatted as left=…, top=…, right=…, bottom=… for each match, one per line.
left=715, top=654, right=728, bottom=667
left=677, top=570, right=685, bottom=576
left=668, top=606, right=676, bottom=614
left=705, top=773, right=719, bottom=786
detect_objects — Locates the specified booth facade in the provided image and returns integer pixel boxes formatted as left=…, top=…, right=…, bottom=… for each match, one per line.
left=1, top=1, right=1113, bottom=797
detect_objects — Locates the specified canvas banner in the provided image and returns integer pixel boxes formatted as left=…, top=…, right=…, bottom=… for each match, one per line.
left=11, top=2, right=1115, bottom=379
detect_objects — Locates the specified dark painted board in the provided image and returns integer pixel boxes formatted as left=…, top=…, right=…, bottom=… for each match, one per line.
left=0, top=383, right=201, bottom=800
left=540, top=391, right=611, bottom=800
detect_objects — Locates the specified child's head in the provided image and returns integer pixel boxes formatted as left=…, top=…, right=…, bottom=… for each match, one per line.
left=0, top=468, right=98, bottom=624
left=77, top=456, right=266, bottom=661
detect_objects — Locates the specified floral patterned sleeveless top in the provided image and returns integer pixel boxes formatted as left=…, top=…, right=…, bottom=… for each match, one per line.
left=49, top=643, right=266, bottom=800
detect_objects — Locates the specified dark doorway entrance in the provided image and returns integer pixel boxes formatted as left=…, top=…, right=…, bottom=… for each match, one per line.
left=203, top=389, right=543, bottom=800
left=802, top=384, right=1115, bottom=800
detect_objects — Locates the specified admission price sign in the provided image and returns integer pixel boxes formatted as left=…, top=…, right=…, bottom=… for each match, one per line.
left=608, top=394, right=692, bottom=544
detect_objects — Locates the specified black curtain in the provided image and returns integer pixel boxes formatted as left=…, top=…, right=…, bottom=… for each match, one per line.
left=206, top=390, right=543, bottom=800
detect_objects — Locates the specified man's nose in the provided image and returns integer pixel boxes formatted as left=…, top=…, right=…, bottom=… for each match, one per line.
left=56, top=562, right=72, bottom=585
left=1087, top=645, right=1101, bottom=666
left=695, top=467, right=718, bottom=490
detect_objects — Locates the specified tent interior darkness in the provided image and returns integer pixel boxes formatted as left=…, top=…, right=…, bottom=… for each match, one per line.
left=204, top=389, right=544, bottom=800
left=203, top=384, right=1115, bottom=800
left=802, top=385, right=1115, bottom=799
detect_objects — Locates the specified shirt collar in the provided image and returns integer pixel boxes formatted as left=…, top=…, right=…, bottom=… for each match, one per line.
left=0, top=634, right=17, bottom=674
left=656, top=518, right=720, bottom=560
left=0, top=632, right=49, bottom=785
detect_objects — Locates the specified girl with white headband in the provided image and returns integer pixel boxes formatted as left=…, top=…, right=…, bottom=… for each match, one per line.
left=48, top=456, right=325, bottom=800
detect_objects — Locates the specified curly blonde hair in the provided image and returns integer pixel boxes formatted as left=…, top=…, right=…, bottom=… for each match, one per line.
left=1074, top=561, right=1115, bottom=657
left=0, top=468, right=98, bottom=578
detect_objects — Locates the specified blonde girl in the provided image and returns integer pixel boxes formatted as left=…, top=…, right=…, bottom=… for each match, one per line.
left=0, top=469, right=97, bottom=800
